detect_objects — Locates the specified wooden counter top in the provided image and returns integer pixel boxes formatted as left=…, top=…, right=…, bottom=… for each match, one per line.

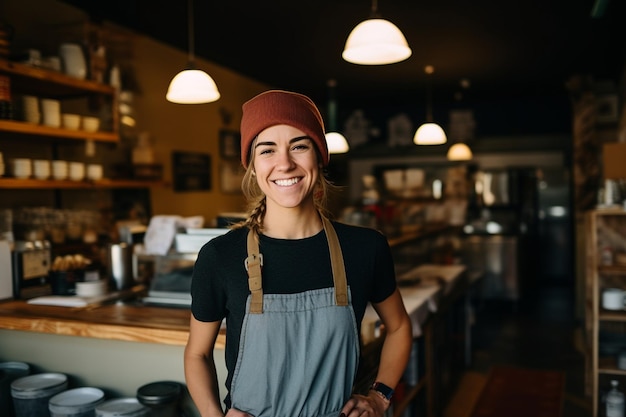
left=0, top=299, right=212, bottom=347
left=0, top=263, right=468, bottom=349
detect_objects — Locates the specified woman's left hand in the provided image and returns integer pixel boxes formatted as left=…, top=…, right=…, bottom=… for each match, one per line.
left=339, top=391, right=389, bottom=417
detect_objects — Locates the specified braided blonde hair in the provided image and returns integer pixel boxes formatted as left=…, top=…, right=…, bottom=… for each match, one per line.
left=233, top=138, right=335, bottom=236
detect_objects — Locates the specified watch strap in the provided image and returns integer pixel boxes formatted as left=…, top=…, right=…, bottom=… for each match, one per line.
left=370, top=381, right=394, bottom=401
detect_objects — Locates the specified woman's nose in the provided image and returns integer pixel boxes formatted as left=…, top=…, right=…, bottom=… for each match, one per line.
left=275, top=150, right=295, bottom=169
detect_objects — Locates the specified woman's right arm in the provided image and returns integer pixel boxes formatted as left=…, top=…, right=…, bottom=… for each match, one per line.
left=184, top=316, right=224, bottom=417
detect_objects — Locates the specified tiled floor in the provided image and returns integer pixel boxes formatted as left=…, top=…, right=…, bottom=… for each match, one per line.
left=461, top=281, right=591, bottom=416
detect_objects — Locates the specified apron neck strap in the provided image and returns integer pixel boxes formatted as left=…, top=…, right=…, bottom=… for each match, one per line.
left=245, top=216, right=348, bottom=314
left=245, top=230, right=264, bottom=314
left=322, top=217, right=348, bottom=307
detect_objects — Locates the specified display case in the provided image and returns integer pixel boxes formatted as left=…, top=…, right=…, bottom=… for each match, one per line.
left=585, top=209, right=626, bottom=416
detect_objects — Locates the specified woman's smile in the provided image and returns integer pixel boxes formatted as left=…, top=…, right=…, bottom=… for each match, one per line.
left=273, top=177, right=302, bottom=187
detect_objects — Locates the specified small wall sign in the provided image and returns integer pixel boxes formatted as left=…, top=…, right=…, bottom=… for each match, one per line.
left=172, top=151, right=211, bottom=192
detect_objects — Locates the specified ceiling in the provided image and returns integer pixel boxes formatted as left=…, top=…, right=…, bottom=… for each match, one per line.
left=62, top=0, right=624, bottom=110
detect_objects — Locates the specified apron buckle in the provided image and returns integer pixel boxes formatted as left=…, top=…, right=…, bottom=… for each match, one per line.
left=244, top=253, right=263, bottom=271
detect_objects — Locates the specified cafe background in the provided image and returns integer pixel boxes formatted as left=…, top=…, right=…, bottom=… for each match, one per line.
left=0, top=0, right=624, bottom=414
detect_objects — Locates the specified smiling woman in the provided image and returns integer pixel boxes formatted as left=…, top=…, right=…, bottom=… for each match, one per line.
left=183, top=89, right=413, bottom=417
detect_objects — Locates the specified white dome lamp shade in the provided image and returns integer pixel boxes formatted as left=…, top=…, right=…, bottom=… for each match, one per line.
left=167, top=69, right=220, bottom=104
left=414, top=123, right=447, bottom=145
left=414, top=65, right=446, bottom=145
left=326, top=132, right=350, bottom=154
left=342, top=0, right=411, bottom=65
left=166, top=0, right=220, bottom=104
left=325, top=79, right=350, bottom=154
left=447, top=143, right=473, bottom=160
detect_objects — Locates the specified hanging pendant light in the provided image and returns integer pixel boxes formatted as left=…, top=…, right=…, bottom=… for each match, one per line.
left=447, top=143, right=473, bottom=160
left=414, top=65, right=446, bottom=145
left=342, top=0, right=411, bottom=65
left=166, top=0, right=220, bottom=104
left=325, top=79, right=350, bottom=154
left=446, top=78, right=473, bottom=160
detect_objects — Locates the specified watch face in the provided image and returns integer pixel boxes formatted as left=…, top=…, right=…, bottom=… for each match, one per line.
left=372, top=382, right=394, bottom=399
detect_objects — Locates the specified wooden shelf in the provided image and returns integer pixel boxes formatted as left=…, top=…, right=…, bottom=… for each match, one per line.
left=0, top=177, right=167, bottom=189
left=585, top=209, right=626, bottom=416
left=0, top=59, right=115, bottom=96
left=599, top=265, right=626, bottom=275
left=0, top=119, right=118, bottom=143
left=0, top=59, right=119, bottom=142
left=598, top=357, right=626, bottom=375
left=599, top=309, right=626, bottom=322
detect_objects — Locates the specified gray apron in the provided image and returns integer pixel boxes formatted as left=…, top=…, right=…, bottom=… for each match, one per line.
left=229, top=217, right=360, bottom=417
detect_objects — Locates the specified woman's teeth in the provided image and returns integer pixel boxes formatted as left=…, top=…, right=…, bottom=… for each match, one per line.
left=274, top=178, right=300, bottom=186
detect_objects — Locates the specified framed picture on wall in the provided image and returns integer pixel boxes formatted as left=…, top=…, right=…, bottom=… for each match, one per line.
left=220, top=160, right=245, bottom=193
left=219, top=129, right=241, bottom=159
left=172, top=151, right=211, bottom=192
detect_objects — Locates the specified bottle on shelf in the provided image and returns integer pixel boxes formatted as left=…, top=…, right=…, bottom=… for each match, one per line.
left=606, top=379, right=625, bottom=417
left=602, top=245, right=615, bottom=266
left=132, top=132, right=155, bottom=165
left=0, top=74, right=13, bottom=120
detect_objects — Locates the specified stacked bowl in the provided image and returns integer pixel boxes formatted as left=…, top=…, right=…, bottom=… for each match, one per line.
left=21, top=95, right=40, bottom=124
left=10, top=159, right=31, bottom=179
left=33, top=160, right=50, bottom=180
left=52, top=160, right=68, bottom=180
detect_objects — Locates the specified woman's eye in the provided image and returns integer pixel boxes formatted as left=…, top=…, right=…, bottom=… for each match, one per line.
left=258, top=148, right=273, bottom=155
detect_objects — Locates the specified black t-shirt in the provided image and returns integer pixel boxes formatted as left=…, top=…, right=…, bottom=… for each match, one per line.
left=190, top=220, right=397, bottom=396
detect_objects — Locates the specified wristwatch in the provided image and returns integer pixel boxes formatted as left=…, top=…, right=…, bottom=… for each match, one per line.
left=370, top=381, right=394, bottom=401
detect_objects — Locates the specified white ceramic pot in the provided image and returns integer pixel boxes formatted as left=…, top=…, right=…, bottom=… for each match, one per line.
left=59, top=43, right=87, bottom=80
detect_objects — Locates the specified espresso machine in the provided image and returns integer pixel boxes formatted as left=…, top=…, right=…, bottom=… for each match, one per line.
left=12, top=240, right=51, bottom=299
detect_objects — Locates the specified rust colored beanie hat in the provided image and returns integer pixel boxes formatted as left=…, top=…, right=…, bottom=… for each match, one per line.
left=240, top=90, right=329, bottom=168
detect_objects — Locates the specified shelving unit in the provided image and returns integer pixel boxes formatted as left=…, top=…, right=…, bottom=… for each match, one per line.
left=0, top=177, right=166, bottom=189
left=0, top=119, right=118, bottom=142
left=0, top=59, right=119, bottom=142
left=0, top=60, right=167, bottom=192
left=585, top=208, right=626, bottom=417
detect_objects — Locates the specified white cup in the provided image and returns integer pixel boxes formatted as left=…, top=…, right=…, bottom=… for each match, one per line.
left=82, top=116, right=100, bottom=132
left=75, top=280, right=108, bottom=298
left=33, top=159, right=51, bottom=180
left=52, top=160, right=68, bottom=180
left=62, top=113, right=81, bottom=130
left=68, top=162, right=85, bottom=181
left=42, top=56, right=62, bottom=71
left=41, top=98, right=61, bottom=127
left=86, top=164, right=103, bottom=180
left=10, top=158, right=31, bottom=179
left=21, top=95, right=40, bottom=124
left=602, top=288, right=626, bottom=310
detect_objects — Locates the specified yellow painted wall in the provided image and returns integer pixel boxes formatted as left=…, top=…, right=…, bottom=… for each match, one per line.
left=2, top=0, right=272, bottom=226
left=127, top=31, right=271, bottom=225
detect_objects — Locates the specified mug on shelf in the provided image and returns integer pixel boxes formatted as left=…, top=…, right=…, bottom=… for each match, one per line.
left=41, top=98, right=61, bottom=127
left=51, top=160, right=68, bottom=180
left=59, top=43, right=87, bottom=80
left=32, top=159, right=50, bottom=180
left=68, top=162, right=85, bottom=181
left=86, top=163, right=103, bottom=180
left=602, top=288, right=626, bottom=311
